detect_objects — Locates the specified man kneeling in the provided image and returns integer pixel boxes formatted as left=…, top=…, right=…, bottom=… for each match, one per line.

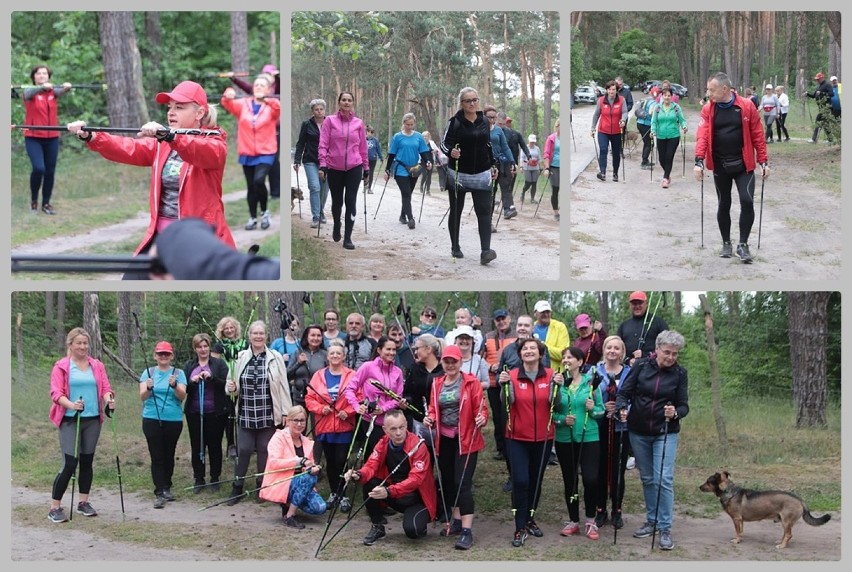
left=345, top=408, right=437, bottom=545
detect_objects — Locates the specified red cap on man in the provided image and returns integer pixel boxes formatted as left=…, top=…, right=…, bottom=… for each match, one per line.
left=629, top=291, right=647, bottom=303
left=155, top=80, right=207, bottom=108
left=815, top=72, right=825, bottom=81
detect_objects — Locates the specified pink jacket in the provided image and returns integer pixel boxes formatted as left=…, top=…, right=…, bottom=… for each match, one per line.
left=49, top=356, right=114, bottom=427
left=259, top=428, right=316, bottom=504
left=318, top=109, right=369, bottom=172
left=343, top=357, right=404, bottom=426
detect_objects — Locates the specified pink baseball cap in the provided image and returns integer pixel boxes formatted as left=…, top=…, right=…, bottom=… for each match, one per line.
left=575, top=314, right=592, bottom=329
left=441, top=345, right=462, bottom=362
left=155, top=80, right=207, bottom=107
left=262, top=64, right=279, bottom=75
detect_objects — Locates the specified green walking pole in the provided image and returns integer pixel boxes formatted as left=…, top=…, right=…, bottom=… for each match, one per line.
left=69, top=396, right=83, bottom=521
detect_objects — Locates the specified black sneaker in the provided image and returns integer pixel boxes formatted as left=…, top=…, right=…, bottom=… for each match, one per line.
left=343, top=239, right=355, bottom=250
left=161, top=489, right=176, bottom=502
left=399, top=215, right=408, bottom=225
left=512, top=528, right=528, bottom=547
left=611, top=510, right=624, bottom=529
left=455, top=528, right=474, bottom=550
left=526, top=519, right=543, bottom=537
left=596, top=172, right=606, bottom=181
left=76, top=501, right=98, bottom=517
left=736, top=243, right=753, bottom=264
left=493, top=450, right=504, bottom=460
left=209, top=481, right=221, bottom=492
left=407, top=219, right=415, bottom=229
left=504, top=207, right=518, bottom=219
left=153, top=495, right=166, bottom=509
left=225, top=486, right=243, bottom=506
left=502, top=479, right=513, bottom=493
left=547, top=452, right=558, bottom=466
left=452, top=247, right=464, bottom=259
left=363, top=523, right=386, bottom=545
left=338, top=496, right=352, bottom=513
left=283, top=515, right=305, bottom=529
left=332, top=222, right=341, bottom=242
left=193, top=479, right=205, bottom=494
left=594, top=509, right=608, bottom=528
left=612, top=173, right=619, bottom=182
left=48, top=507, right=68, bottom=523
left=719, top=241, right=733, bottom=258
left=480, top=249, right=497, bottom=265
left=440, top=519, right=463, bottom=537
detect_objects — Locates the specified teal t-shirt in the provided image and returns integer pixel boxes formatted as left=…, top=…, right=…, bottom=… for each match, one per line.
left=139, top=367, right=187, bottom=422
left=65, top=362, right=100, bottom=419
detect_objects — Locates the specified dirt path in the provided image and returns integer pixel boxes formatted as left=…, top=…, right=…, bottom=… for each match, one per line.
left=11, top=190, right=280, bottom=280
left=290, top=167, right=561, bottom=281
left=569, top=95, right=842, bottom=280
left=10, top=481, right=840, bottom=562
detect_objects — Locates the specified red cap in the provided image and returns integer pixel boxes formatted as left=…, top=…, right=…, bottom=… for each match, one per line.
left=156, top=80, right=207, bottom=108
left=506, top=116, right=513, bottom=123
left=629, top=291, right=647, bottom=303
left=441, top=345, right=462, bottom=362
left=154, top=341, right=174, bottom=354
left=815, top=72, right=825, bottom=81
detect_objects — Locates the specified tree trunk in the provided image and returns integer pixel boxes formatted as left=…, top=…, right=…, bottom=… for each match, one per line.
left=98, top=12, right=148, bottom=127
left=144, top=12, right=162, bottom=90
left=16, top=314, right=25, bottom=384
left=478, top=292, right=493, bottom=331
left=56, top=292, right=66, bottom=351
left=720, top=12, right=733, bottom=85
left=596, top=292, right=610, bottom=332
left=230, top=12, right=250, bottom=92
left=506, top=291, right=524, bottom=322
left=795, top=12, right=808, bottom=100
left=543, top=12, right=556, bottom=134
left=83, top=292, right=103, bottom=360
left=700, top=295, right=727, bottom=447
left=788, top=292, right=830, bottom=427
left=825, top=11, right=841, bottom=49
left=118, top=292, right=133, bottom=366
left=45, top=291, right=54, bottom=339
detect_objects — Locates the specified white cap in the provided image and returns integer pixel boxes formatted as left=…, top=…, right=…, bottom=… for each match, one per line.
left=453, top=324, right=476, bottom=339
left=765, top=84, right=773, bottom=90
left=534, top=300, right=552, bottom=313
left=528, top=134, right=537, bottom=143
left=831, top=76, right=838, bottom=82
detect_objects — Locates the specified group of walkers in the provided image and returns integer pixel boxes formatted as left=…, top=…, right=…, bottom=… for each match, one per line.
left=293, top=87, right=561, bottom=264
left=46, top=292, right=690, bottom=553
left=18, top=64, right=281, bottom=279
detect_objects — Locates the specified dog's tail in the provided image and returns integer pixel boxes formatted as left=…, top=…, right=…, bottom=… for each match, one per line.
left=803, top=508, right=831, bottom=526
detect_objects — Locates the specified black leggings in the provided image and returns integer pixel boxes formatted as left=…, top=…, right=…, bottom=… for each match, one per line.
left=549, top=167, right=560, bottom=211
left=713, top=168, right=755, bottom=244
left=656, top=137, right=680, bottom=180
left=186, top=412, right=227, bottom=481
left=327, top=166, right=363, bottom=237
left=776, top=112, right=789, bottom=140
left=142, top=418, right=184, bottom=495
left=364, top=477, right=430, bottom=538
left=437, top=434, right=478, bottom=516
left=322, top=440, right=351, bottom=496
left=394, top=175, right=418, bottom=221
left=595, top=422, right=629, bottom=513
left=368, top=159, right=378, bottom=190
left=243, top=164, right=271, bottom=218
left=448, top=186, right=492, bottom=253
left=637, top=122, right=653, bottom=163
left=52, top=453, right=94, bottom=501
left=506, top=438, right=550, bottom=531
left=555, top=440, right=599, bottom=522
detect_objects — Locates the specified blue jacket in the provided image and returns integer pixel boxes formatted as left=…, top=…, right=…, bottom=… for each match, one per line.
left=490, top=126, right=513, bottom=164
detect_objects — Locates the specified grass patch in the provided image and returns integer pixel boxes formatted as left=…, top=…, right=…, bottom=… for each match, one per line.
left=570, top=231, right=602, bottom=246
left=784, top=217, right=826, bottom=232
left=291, top=226, right=345, bottom=280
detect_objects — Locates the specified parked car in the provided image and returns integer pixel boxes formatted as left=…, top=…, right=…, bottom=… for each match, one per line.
left=573, top=85, right=597, bottom=105
left=670, top=83, right=688, bottom=98
left=642, top=80, right=662, bottom=94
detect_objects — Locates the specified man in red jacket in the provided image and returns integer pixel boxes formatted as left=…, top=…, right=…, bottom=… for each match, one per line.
left=694, top=72, right=770, bottom=264
left=345, top=408, right=437, bottom=545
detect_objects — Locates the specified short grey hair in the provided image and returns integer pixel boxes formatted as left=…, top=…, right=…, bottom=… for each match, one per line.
left=656, top=330, right=685, bottom=349
left=710, top=72, right=732, bottom=88
left=309, top=98, right=327, bottom=110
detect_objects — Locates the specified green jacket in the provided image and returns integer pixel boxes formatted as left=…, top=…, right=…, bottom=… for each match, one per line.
left=650, top=102, right=687, bottom=140
left=553, top=372, right=604, bottom=443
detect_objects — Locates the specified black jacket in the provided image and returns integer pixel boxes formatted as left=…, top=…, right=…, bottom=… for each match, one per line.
left=294, top=117, right=321, bottom=164
left=183, top=356, right=231, bottom=416
left=615, top=357, right=688, bottom=436
left=617, top=314, right=669, bottom=359
left=440, top=109, right=495, bottom=174
left=503, top=127, right=531, bottom=164
left=403, top=361, right=444, bottom=425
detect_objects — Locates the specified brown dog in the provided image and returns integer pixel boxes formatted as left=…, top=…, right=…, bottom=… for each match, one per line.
left=699, top=471, right=830, bottom=548
left=291, top=186, right=305, bottom=210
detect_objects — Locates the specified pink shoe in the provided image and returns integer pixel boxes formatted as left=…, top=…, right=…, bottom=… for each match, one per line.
left=661, top=178, right=670, bottom=189
left=585, top=521, right=600, bottom=540
left=560, top=521, right=580, bottom=536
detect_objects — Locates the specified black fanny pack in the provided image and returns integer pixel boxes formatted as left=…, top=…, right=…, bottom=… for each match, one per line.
left=719, top=157, right=745, bottom=175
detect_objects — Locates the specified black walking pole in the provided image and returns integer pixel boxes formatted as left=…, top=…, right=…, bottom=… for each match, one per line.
left=650, top=403, right=672, bottom=551
left=621, top=126, right=626, bottom=182
left=362, top=172, right=369, bottom=234
left=757, top=171, right=766, bottom=248
left=681, top=133, right=686, bottom=178
left=373, top=175, right=391, bottom=220
left=650, top=136, right=655, bottom=182
left=108, top=406, right=126, bottom=519
left=69, top=400, right=82, bottom=520
left=613, top=422, right=624, bottom=545
left=533, top=172, right=551, bottom=219
left=296, top=169, right=302, bottom=219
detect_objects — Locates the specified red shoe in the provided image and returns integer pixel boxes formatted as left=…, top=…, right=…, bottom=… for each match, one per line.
left=560, top=521, right=580, bottom=536
left=585, top=521, right=600, bottom=540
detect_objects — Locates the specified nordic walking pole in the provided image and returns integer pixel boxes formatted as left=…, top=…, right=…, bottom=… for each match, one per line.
left=69, top=397, right=83, bottom=520
left=530, top=377, right=559, bottom=521
left=108, top=402, right=125, bottom=519
left=199, top=379, right=205, bottom=464
left=533, top=172, right=550, bottom=218
left=373, top=174, right=391, bottom=219
left=758, top=168, right=766, bottom=248
left=650, top=402, right=672, bottom=551
left=423, top=397, right=451, bottom=534
left=613, top=418, right=625, bottom=545
left=418, top=171, right=428, bottom=223
left=296, top=169, right=302, bottom=219
left=186, top=464, right=303, bottom=491
left=570, top=119, right=577, bottom=152
left=362, top=172, right=369, bottom=234
left=681, top=133, right=686, bottom=178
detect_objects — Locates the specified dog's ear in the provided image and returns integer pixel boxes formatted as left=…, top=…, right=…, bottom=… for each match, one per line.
left=722, top=470, right=731, bottom=479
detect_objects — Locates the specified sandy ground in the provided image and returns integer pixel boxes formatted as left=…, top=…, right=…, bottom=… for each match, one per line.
left=290, top=165, right=562, bottom=281
left=10, top=478, right=840, bottom=562
left=11, top=190, right=281, bottom=280
left=569, top=94, right=842, bottom=280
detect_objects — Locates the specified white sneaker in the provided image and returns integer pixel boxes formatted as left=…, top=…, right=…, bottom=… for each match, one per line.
left=260, top=210, right=271, bottom=230
left=626, top=456, right=636, bottom=470
left=245, top=217, right=258, bottom=230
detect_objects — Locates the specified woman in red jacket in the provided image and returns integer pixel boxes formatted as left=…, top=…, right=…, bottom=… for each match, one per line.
left=66, top=80, right=235, bottom=278
left=318, top=91, right=369, bottom=250
left=305, top=339, right=357, bottom=513
left=221, top=74, right=281, bottom=231
left=423, top=345, right=488, bottom=550
left=591, top=80, right=628, bottom=182
left=22, top=64, right=72, bottom=215
left=498, top=338, right=563, bottom=547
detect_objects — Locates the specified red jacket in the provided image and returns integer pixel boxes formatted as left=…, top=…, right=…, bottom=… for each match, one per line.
left=695, top=93, right=768, bottom=173
left=505, top=366, right=556, bottom=442
left=219, top=96, right=280, bottom=157
left=86, top=130, right=235, bottom=254
left=596, top=95, right=626, bottom=135
left=259, top=428, right=316, bottom=504
left=427, top=372, right=489, bottom=456
left=305, top=367, right=358, bottom=436
left=23, top=87, right=65, bottom=138
left=358, top=431, right=437, bottom=520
